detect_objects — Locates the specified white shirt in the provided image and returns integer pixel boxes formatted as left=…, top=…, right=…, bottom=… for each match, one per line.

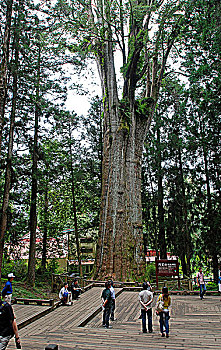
left=59, top=287, right=69, bottom=299
left=110, top=286, right=115, bottom=299
left=139, top=290, right=153, bottom=310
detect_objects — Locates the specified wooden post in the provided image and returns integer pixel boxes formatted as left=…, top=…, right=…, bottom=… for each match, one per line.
left=45, top=344, right=58, bottom=350
left=45, top=345, right=58, bottom=350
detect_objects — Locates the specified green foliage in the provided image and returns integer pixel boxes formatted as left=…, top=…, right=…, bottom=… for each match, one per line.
left=118, top=98, right=131, bottom=133
left=145, top=263, right=156, bottom=283
left=1, top=260, right=27, bottom=281
left=205, top=282, right=218, bottom=291
left=135, top=97, right=154, bottom=118
left=12, top=280, right=50, bottom=299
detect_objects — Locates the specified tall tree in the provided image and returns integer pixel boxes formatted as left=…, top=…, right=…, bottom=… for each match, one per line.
left=27, top=34, right=41, bottom=286
left=0, top=0, right=22, bottom=281
left=55, top=0, right=193, bottom=280
left=0, top=0, right=13, bottom=154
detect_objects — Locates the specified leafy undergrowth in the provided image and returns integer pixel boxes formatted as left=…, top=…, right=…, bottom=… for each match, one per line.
left=2, top=279, right=59, bottom=300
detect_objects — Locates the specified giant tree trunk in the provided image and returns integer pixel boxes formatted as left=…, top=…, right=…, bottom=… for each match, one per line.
left=94, top=43, right=147, bottom=280
left=95, top=115, right=146, bottom=280
left=89, top=0, right=184, bottom=281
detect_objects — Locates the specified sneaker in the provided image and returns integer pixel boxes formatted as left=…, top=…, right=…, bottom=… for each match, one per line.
left=166, top=334, right=169, bottom=338
left=161, top=333, right=165, bottom=337
left=149, top=330, right=153, bottom=333
left=105, top=325, right=113, bottom=329
left=143, top=330, right=147, bottom=333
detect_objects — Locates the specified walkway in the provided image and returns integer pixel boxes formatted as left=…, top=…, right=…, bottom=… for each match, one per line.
left=7, top=288, right=221, bottom=350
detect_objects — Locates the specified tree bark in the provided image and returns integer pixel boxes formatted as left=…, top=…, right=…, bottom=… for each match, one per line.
left=0, top=0, right=13, bottom=154
left=68, top=122, right=82, bottom=277
left=0, top=6, right=19, bottom=281
left=27, top=39, right=41, bottom=286
left=156, top=126, right=167, bottom=259
left=89, top=0, right=184, bottom=281
left=41, top=175, right=48, bottom=270
left=202, top=125, right=218, bottom=284
left=177, top=145, right=192, bottom=276
left=94, top=39, right=147, bottom=280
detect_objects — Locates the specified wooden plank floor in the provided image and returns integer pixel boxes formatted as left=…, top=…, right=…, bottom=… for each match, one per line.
left=13, top=304, right=50, bottom=326
left=7, top=289, right=221, bottom=350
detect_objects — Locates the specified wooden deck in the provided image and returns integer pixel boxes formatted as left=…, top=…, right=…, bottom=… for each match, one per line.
left=13, top=304, right=51, bottom=327
left=7, top=288, right=221, bottom=350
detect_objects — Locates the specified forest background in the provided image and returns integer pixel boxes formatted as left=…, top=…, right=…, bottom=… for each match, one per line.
left=0, top=0, right=220, bottom=287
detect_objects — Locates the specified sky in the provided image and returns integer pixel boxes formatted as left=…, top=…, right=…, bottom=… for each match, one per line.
left=64, top=60, right=101, bottom=117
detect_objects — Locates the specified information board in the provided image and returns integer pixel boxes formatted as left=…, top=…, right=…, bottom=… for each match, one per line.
left=155, top=259, right=180, bottom=288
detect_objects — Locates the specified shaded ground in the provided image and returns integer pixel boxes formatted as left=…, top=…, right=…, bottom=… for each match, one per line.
left=8, top=289, right=221, bottom=350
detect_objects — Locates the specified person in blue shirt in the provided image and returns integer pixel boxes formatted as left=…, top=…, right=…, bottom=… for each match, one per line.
left=2, top=274, right=15, bottom=305
left=218, top=273, right=221, bottom=295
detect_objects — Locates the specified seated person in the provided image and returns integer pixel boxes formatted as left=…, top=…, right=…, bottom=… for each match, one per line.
left=59, top=283, right=72, bottom=305
left=71, top=279, right=82, bottom=300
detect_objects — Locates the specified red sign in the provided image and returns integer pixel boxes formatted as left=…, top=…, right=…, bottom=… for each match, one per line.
left=155, top=259, right=180, bottom=288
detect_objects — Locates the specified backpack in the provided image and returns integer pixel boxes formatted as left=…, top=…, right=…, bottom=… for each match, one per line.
left=0, top=301, right=7, bottom=315
left=156, top=296, right=164, bottom=312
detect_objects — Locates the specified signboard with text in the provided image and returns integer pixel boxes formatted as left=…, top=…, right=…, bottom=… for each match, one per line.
left=155, top=259, right=180, bottom=288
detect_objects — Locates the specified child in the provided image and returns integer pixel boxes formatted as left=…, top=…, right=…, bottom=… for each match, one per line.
left=156, top=286, right=171, bottom=338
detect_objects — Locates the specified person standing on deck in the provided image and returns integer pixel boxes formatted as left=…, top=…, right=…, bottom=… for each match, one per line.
left=109, top=280, right=116, bottom=321
left=138, top=282, right=153, bottom=333
left=0, top=297, right=21, bottom=349
left=101, top=281, right=112, bottom=329
left=1, top=274, right=15, bottom=305
left=196, top=267, right=206, bottom=300
left=156, top=286, right=171, bottom=338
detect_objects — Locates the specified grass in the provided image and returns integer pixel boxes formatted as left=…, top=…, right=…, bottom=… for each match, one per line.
left=1, top=279, right=58, bottom=300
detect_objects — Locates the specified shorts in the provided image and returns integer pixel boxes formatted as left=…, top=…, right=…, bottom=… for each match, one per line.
left=0, top=335, right=11, bottom=350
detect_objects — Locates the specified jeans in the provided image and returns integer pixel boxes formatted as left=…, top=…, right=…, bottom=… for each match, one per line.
left=103, top=307, right=111, bottom=327
left=72, top=289, right=80, bottom=300
left=200, top=284, right=206, bottom=299
left=0, top=335, right=11, bottom=350
left=159, top=311, right=170, bottom=335
left=141, top=309, right=152, bottom=332
left=110, top=299, right=115, bottom=320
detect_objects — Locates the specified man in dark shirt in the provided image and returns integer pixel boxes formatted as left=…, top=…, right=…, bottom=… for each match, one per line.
left=71, top=279, right=82, bottom=300
left=101, top=281, right=112, bottom=329
left=0, top=298, right=21, bottom=349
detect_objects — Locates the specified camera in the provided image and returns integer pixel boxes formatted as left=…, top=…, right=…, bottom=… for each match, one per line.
left=15, top=338, right=21, bottom=349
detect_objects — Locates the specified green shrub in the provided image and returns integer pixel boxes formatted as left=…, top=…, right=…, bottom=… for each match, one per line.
left=2, top=260, right=27, bottom=281
left=206, top=282, right=218, bottom=291
left=146, top=263, right=156, bottom=283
